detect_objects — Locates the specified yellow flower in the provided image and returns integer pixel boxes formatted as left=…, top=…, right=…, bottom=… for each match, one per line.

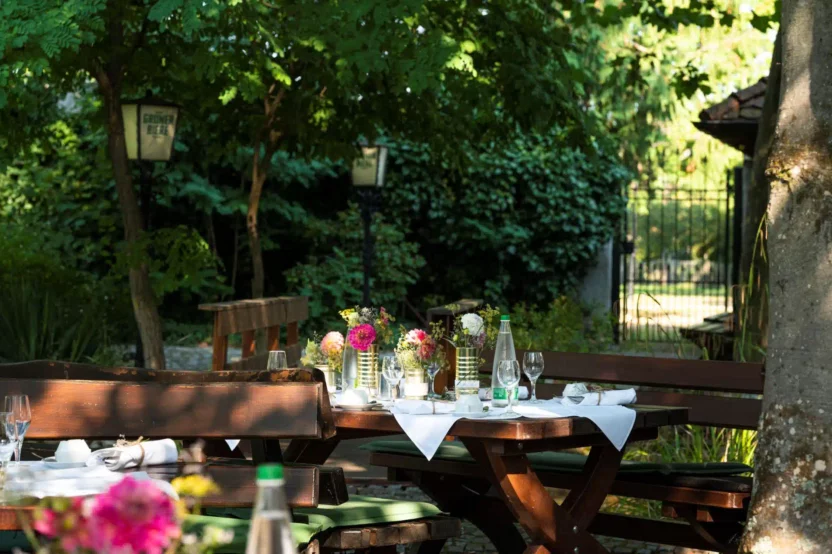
left=172, top=475, right=220, bottom=499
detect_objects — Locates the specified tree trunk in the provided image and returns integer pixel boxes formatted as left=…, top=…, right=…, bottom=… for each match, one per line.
left=739, top=2, right=832, bottom=552
left=99, top=85, right=166, bottom=371
left=247, top=156, right=267, bottom=299
left=737, top=32, right=781, bottom=363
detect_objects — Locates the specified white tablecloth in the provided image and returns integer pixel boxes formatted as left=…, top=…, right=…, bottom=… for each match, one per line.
left=512, top=399, right=636, bottom=450
left=5, top=463, right=178, bottom=499
left=388, top=395, right=637, bottom=459
left=390, top=400, right=520, bottom=460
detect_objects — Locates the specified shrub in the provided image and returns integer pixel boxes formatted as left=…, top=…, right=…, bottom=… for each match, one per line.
left=510, top=297, right=614, bottom=353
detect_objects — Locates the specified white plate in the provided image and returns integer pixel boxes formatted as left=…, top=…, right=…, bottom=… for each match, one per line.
left=41, top=457, right=88, bottom=469
left=337, top=401, right=380, bottom=411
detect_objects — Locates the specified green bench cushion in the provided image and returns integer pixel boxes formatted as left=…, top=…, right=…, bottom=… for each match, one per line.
left=197, top=495, right=443, bottom=552
left=184, top=514, right=330, bottom=553
left=294, top=495, right=442, bottom=527
left=361, top=439, right=753, bottom=476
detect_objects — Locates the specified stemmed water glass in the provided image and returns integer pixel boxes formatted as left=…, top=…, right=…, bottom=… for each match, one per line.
left=4, top=396, right=31, bottom=463
left=497, top=360, right=521, bottom=414
left=267, top=350, right=288, bottom=370
left=382, top=357, right=404, bottom=400
left=426, top=363, right=442, bottom=400
left=522, top=352, right=544, bottom=403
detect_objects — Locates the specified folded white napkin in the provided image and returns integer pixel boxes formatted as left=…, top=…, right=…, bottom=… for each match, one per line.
left=478, top=386, right=529, bottom=401
left=87, top=439, right=179, bottom=470
left=562, top=388, right=637, bottom=406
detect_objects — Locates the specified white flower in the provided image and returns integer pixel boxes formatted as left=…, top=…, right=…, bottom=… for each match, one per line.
left=416, top=25, right=425, bottom=34
left=460, top=313, right=484, bottom=336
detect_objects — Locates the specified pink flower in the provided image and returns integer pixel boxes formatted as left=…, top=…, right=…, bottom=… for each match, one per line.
left=405, top=329, right=428, bottom=346
left=379, top=307, right=390, bottom=325
left=33, top=498, right=92, bottom=553
left=348, top=324, right=377, bottom=351
left=417, top=337, right=437, bottom=361
left=88, top=476, right=180, bottom=554
left=320, top=331, right=345, bottom=356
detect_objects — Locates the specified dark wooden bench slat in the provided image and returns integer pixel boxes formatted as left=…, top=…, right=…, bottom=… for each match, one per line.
left=370, top=452, right=750, bottom=510
left=533, top=383, right=761, bottom=429
left=2, top=378, right=322, bottom=440
left=318, top=516, right=461, bottom=550
left=482, top=350, right=764, bottom=394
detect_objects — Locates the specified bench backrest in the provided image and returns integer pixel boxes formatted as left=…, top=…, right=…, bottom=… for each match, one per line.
left=199, top=296, right=308, bottom=371
left=0, top=360, right=335, bottom=440
left=481, top=350, right=764, bottom=429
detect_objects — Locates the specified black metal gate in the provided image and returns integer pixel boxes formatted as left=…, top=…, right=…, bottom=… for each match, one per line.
left=618, top=168, right=741, bottom=342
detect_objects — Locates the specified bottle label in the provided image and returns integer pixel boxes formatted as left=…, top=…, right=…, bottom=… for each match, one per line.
left=493, top=388, right=519, bottom=400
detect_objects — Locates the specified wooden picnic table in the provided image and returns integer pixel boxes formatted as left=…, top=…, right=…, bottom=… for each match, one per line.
left=285, top=406, right=689, bottom=554
left=0, top=460, right=348, bottom=532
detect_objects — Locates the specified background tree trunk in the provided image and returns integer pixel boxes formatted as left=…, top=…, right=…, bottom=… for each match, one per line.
left=247, top=157, right=267, bottom=299
left=100, top=88, right=166, bottom=370
left=737, top=32, right=780, bottom=363
left=739, top=1, right=832, bottom=551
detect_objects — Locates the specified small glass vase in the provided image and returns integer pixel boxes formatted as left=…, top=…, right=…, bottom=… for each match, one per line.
left=315, top=364, right=340, bottom=394
left=356, top=344, right=379, bottom=396
left=403, top=360, right=428, bottom=400
left=455, top=347, right=480, bottom=398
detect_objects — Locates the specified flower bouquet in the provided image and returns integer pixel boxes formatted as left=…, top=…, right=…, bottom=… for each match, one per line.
left=25, top=474, right=229, bottom=554
left=340, top=307, right=394, bottom=394
left=301, top=331, right=345, bottom=392
left=395, top=324, right=447, bottom=399
left=449, top=305, right=500, bottom=397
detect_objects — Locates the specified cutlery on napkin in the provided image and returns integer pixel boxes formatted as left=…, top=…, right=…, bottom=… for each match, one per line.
left=87, top=439, right=179, bottom=470
left=561, top=387, right=637, bottom=406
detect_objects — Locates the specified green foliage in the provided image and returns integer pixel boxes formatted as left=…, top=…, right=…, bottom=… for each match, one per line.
left=285, top=204, right=425, bottom=333
left=0, top=222, right=120, bottom=362
left=386, top=129, right=629, bottom=307
left=510, top=298, right=615, bottom=354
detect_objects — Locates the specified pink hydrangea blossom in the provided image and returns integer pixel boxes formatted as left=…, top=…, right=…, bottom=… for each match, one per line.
left=88, top=476, right=180, bottom=554
left=320, top=331, right=345, bottom=356
left=405, top=328, right=428, bottom=346
left=348, top=324, right=377, bottom=351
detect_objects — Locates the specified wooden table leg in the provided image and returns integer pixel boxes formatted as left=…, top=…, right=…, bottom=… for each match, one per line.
left=283, top=436, right=342, bottom=464
left=463, top=438, right=622, bottom=554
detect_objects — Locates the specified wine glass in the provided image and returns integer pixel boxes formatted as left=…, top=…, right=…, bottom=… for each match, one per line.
left=0, top=413, right=14, bottom=492
left=267, top=350, right=288, bottom=370
left=497, top=361, right=521, bottom=414
left=382, top=357, right=404, bottom=400
left=4, top=396, right=31, bottom=463
left=522, top=352, right=544, bottom=403
left=426, top=363, right=442, bottom=400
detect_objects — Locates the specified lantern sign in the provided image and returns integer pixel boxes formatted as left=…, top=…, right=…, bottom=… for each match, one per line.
left=122, top=95, right=180, bottom=161
left=351, top=144, right=389, bottom=187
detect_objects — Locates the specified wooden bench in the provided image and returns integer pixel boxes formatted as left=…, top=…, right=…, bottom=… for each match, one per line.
left=0, top=361, right=460, bottom=554
left=199, top=296, right=308, bottom=371
left=679, top=311, right=736, bottom=361
left=368, top=349, right=763, bottom=553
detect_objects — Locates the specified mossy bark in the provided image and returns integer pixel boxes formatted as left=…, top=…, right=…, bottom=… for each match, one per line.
left=739, top=1, right=832, bottom=551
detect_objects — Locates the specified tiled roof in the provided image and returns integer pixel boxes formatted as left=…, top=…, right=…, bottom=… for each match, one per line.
left=694, top=78, right=767, bottom=153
